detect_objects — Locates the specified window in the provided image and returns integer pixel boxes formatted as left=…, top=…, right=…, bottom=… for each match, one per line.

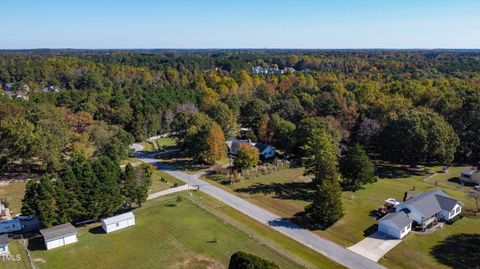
left=116, top=223, right=119, bottom=227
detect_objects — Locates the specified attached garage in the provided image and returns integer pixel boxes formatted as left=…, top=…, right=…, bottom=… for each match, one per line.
left=101, top=212, right=135, bottom=234
left=40, top=223, right=77, bottom=250
left=378, top=211, right=412, bottom=239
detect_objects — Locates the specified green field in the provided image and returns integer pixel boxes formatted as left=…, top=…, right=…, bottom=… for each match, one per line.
left=29, top=194, right=313, bottom=269
left=0, top=239, right=31, bottom=269
left=0, top=182, right=26, bottom=215
left=204, top=164, right=480, bottom=269
left=149, top=169, right=185, bottom=193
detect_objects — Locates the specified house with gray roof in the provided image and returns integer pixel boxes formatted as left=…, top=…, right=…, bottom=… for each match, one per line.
left=460, top=169, right=480, bottom=185
left=378, top=190, right=463, bottom=238
left=378, top=210, right=412, bottom=239
left=0, top=234, right=8, bottom=255
left=40, top=223, right=77, bottom=250
left=396, top=190, right=463, bottom=229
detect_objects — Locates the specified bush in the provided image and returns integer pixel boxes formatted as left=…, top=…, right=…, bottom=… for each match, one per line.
left=228, top=251, right=279, bottom=269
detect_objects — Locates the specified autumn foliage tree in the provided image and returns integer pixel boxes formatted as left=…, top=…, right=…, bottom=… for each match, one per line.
left=205, top=122, right=227, bottom=164
left=234, top=144, right=259, bottom=171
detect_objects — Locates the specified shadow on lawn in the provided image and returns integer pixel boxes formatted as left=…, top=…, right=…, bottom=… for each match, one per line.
left=88, top=226, right=105, bottom=235
left=27, top=236, right=45, bottom=251
left=375, top=163, right=429, bottom=179
left=235, top=182, right=315, bottom=202
left=431, top=233, right=480, bottom=269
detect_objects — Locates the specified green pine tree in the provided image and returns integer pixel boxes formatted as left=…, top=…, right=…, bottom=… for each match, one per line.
left=340, top=143, right=377, bottom=191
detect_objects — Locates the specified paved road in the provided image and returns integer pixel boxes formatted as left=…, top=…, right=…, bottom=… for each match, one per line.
left=147, top=184, right=190, bottom=200
left=137, top=152, right=384, bottom=269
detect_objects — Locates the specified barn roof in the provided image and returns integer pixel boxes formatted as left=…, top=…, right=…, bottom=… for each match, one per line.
left=102, top=212, right=135, bottom=226
left=40, top=223, right=76, bottom=242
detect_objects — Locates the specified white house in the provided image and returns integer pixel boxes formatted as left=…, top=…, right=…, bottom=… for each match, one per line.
left=254, top=143, right=276, bottom=159
left=40, top=223, right=77, bottom=250
left=395, top=190, right=463, bottom=229
left=460, top=169, right=480, bottom=185
left=0, top=234, right=9, bottom=255
left=378, top=211, right=412, bottom=239
left=101, top=212, right=135, bottom=234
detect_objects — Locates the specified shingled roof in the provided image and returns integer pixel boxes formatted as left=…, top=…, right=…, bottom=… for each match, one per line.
left=402, top=190, right=462, bottom=218
left=379, top=211, right=412, bottom=229
left=40, top=223, right=76, bottom=242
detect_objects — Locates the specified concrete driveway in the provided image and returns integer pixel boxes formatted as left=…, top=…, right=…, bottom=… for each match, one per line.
left=348, top=232, right=402, bottom=262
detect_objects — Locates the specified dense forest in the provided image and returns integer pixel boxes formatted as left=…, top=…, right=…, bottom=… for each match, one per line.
left=1, top=49, right=479, bottom=226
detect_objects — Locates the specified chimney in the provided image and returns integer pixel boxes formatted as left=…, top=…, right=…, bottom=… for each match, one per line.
left=403, top=192, right=409, bottom=202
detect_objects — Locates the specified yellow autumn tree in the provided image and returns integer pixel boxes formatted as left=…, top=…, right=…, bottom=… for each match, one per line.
left=205, top=122, right=227, bottom=164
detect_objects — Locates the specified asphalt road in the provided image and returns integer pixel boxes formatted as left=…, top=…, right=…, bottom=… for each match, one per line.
left=135, top=149, right=384, bottom=269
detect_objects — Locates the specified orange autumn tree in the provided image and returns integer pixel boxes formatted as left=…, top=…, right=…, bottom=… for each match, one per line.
left=205, top=122, right=227, bottom=164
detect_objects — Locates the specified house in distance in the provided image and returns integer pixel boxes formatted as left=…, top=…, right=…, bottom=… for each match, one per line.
left=101, top=212, right=135, bottom=234
left=40, top=223, right=77, bottom=250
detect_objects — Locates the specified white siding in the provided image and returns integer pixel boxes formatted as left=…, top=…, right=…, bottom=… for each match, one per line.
left=45, top=234, right=77, bottom=250
left=378, top=221, right=402, bottom=239
left=0, top=244, right=8, bottom=255
left=102, top=217, right=135, bottom=233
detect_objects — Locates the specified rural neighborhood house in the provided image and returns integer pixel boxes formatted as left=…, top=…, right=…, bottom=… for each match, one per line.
left=0, top=234, right=9, bottom=255
left=101, top=212, right=135, bottom=234
left=40, top=223, right=78, bottom=250
left=378, top=190, right=463, bottom=238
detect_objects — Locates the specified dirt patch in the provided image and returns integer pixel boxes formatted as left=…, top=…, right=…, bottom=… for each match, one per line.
left=33, top=258, right=46, bottom=264
left=171, top=254, right=224, bottom=269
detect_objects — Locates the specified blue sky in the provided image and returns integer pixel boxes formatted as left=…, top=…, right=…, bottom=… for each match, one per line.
left=1, top=0, right=479, bottom=49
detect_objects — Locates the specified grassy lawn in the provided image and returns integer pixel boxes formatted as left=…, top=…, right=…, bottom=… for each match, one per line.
left=191, top=191, right=344, bottom=269
left=29, top=194, right=309, bottom=269
left=154, top=137, right=177, bottom=149
left=149, top=169, right=185, bottom=193
left=204, top=164, right=480, bottom=268
left=0, top=182, right=26, bottom=215
left=0, top=239, right=31, bottom=269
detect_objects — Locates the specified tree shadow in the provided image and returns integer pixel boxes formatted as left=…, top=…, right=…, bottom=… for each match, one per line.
left=431, top=233, right=480, bottom=269
left=88, top=226, right=105, bottom=235
left=235, top=182, right=315, bottom=202
left=375, top=163, right=429, bottom=179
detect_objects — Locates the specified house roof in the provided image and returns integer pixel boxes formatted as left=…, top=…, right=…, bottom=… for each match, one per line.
left=401, top=190, right=462, bottom=218
left=0, top=234, right=8, bottom=246
left=40, top=223, right=76, bottom=242
left=379, top=211, right=411, bottom=229
left=230, top=139, right=251, bottom=152
left=462, top=169, right=479, bottom=176
left=255, top=143, right=270, bottom=153
left=102, top=212, right=135, bottom=226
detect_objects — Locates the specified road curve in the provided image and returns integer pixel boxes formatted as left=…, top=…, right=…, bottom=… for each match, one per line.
left=137, top=152, right=385, bottom=269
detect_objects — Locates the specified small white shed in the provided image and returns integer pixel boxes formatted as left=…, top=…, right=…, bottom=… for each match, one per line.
left=378, top=211, right=412, bottom=239
left=101, top=212, right=135, bottom=234
left=40, top=223, right=77, bottom=250
left=0, top=234, right=9, bottom=255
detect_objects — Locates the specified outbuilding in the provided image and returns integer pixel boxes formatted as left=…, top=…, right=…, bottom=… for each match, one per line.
left=40, top=223, right=77, bottom=250
left=0, top=234, right=9, bottom=255
left=101, top=212, right=135, bottom=234
left=378, top=211, right=412, bottom=239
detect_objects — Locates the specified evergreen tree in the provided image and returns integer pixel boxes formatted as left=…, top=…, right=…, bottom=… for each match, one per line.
left=303, top=129, right=340, bottom=185
left=228, top=251, right=279, bottom=269
left=60, top=164, right=83, bottom=221
left=340, top=143, right=377, bottom=191
left=35, top=176, right=57, bottom=227
left=92, top=157, right=123, bottom=216
left=305, top=179, right=344, bottom=229
left=70, top=153, right=101, bottom=219
left=134, top=164, right=152, bottom=207
left=21, top=180, right=40, bottom=216
left=121, top=163, right=138, bottom=207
